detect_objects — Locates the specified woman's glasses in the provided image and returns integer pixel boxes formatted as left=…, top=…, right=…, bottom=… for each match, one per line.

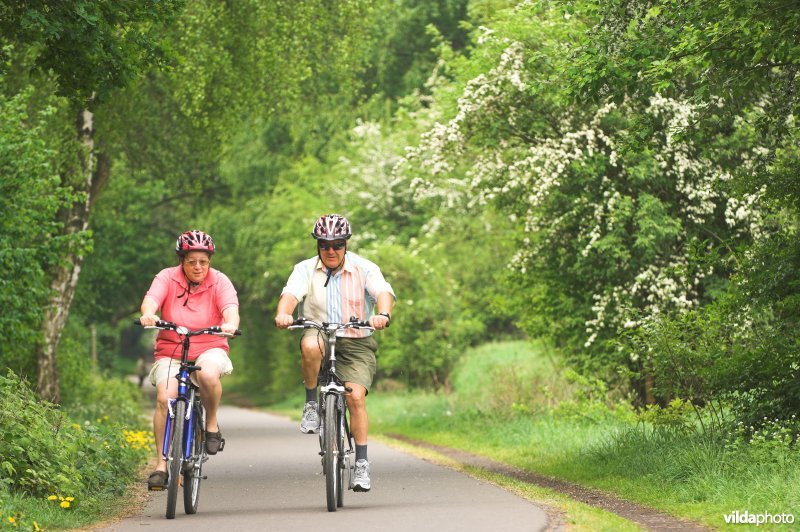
left=186, top=259, right=210, bottom=267
left=318, top=241, right=346, bottom=251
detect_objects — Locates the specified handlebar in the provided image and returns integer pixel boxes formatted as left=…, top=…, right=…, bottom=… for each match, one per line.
left=133, top=319, right=242, bottom=337
left=288, top=316, right=374, bottom=332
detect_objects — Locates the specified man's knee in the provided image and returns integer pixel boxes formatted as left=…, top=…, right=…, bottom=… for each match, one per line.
left=346, top=385, right=367, bottom=408
left=300, top=338, right=323, bottom=363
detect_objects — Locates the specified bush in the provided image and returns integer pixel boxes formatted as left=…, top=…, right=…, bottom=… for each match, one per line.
left=0, top=371, right=150, bottom=502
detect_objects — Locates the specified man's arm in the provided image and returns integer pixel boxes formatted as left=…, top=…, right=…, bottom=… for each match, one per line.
left=274, top=293, right=299, bottom=328
left=369, top=291, right=394, bottom=330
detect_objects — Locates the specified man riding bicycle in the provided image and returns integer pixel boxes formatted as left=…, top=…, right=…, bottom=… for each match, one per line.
left=274, top=214, right=395, bottom=492
left=139, top=230, right=240, bottom=491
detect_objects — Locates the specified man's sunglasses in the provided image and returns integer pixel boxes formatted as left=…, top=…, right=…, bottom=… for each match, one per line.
left=318, top=241, right=346, bottom=251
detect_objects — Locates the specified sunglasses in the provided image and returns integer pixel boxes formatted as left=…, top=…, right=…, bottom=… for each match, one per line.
left=318, top=241, right=346, bottom=251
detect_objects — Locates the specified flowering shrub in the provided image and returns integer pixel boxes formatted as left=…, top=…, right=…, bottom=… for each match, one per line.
left=0, top=371, right=149, bottom=502
left=394, top=5, right=769, bottom=382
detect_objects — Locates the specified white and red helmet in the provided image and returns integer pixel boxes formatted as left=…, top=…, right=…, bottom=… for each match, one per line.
left=312, top=214, right=351, bottom=241
left=175, top=230, right=215, bottom=256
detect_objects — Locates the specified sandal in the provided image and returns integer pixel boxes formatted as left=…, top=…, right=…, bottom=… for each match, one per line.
left=147, top=470, right=168, bottom=491
left=205, top=430, right=225, bottom=455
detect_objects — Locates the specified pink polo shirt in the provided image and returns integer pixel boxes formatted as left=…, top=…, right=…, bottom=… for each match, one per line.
left=145, top=266, right=239, bottom=361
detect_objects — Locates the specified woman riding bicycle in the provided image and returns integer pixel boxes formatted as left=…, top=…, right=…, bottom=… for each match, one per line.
left=274, top=214, right=395, bottom=492
left=139, top=230, right=240, bottom=491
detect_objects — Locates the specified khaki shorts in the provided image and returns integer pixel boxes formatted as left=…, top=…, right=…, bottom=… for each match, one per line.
left=149, top=348, right=233, bottom=387
left=303, top=332, right=378, bottom=392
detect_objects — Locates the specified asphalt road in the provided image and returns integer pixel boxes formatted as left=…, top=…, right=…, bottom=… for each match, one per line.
left=102, top=405, right=549, bottom=531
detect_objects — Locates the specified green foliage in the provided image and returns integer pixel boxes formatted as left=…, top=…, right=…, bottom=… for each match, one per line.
left=361, top=0, right=470, bottom=100
left=0, top=0, right=185, bottom=102
left=0, top=67, right=78, bottom=374
left=0, top=371, right=148, bottom=500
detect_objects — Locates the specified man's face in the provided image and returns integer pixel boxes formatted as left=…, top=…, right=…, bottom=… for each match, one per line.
left=182, top=251, right=211, bottom=284
left=318, top=239, right=346, bottom=270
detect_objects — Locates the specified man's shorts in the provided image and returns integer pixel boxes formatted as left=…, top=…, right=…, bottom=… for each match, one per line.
left=149, top=348, right=233, bottom=387
left=302, top=332, right=378, bottom=392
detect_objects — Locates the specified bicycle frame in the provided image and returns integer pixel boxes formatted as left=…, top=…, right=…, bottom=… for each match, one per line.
left=161, top=338, right=201, bottom=466
left=136, top=319, right=239, bottom=518
left=288, top=317, right=373, bottom=511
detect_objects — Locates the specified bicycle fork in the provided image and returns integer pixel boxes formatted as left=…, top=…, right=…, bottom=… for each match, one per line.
left=162, top=397, right=192, bottom=461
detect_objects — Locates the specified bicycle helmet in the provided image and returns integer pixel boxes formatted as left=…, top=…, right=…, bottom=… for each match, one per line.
left=311, top=214, right=352, bottom=241
left=175, top=229, right=215, bottom=256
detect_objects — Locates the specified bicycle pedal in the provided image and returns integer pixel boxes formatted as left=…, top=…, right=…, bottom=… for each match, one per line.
left=148, top=486, right=164, bottom=492
left=202, top=475, right=208, bottom=480
left=218, top=439, right=226, bottom=452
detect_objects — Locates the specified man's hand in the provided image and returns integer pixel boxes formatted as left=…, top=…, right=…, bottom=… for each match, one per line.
left=275, top=313, right=295, bottom=329
left=140, top=314, right=159, bottom=327
left=368, top=313, right=390, bottom=330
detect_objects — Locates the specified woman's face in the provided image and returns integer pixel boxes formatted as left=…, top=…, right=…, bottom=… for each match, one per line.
left=182, top=251, right=211, bottom=284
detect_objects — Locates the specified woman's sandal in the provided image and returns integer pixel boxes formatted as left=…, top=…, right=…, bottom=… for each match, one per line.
left=147, top=470, right=168, bottom=491
left=205, top=429, right=225, bottom=455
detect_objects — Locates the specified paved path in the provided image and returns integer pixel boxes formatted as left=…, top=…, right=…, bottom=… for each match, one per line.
left=102, top=405, right=549, bottom=531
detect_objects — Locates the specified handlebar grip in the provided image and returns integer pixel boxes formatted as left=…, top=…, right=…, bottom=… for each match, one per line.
left=291, top=318, right=306, bottom=326
left=133, top=319, right=176, bottom=329
left=207, top=326, right=242, bottom=336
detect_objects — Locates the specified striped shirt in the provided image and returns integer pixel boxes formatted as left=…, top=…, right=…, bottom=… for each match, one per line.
left=281, top=252, right=395, bottom=337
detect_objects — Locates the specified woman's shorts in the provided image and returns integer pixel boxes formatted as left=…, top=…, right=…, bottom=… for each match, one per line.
left=302, top=332, right=378, bottom=392
left=149, top=348, right=233, bottom=387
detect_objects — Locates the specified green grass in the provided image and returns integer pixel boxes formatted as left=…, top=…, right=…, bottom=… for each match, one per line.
left=363, top=340, right=800, bottom=530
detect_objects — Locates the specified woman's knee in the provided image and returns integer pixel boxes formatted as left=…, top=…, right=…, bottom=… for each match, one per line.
left=196, top=370, right=221, bottom=389
left=155, top=391, right=172, bottom=411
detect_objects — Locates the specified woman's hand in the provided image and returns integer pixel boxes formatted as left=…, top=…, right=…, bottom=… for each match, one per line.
left=140, top=314, right=159, bottom=327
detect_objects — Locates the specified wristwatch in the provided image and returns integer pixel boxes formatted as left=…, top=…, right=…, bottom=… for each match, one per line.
left=378, top=311, right=391, bottom=323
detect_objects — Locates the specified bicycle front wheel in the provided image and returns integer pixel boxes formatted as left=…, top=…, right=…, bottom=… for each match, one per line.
left=166, top=400, right=186, bottom=519
left=336, top=396, right=347, bottom=508
left=183, top=403, right=204, bottom=514
left=323, top=393, right=339, bottom=512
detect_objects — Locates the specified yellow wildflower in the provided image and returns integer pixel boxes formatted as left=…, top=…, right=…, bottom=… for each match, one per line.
left=60, top=501, right=70, bottom=509
left=34, top=522, right=40, bottom=531
left=65, top=496, right=74, bottom=502
left=8, top=517, right=15, bottom=524
left=48, top=495, right=57, bottom=501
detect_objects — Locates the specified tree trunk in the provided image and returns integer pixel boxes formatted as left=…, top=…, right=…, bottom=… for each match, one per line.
left=644, top=372, right=656, bottom=405
left=36, top=105, right=107, bottom=402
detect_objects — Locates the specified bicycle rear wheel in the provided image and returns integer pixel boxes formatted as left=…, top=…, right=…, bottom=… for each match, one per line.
left=323, top=393, right=339, bottom=512
left=183, top=403, right=204, bottom=514
left=166, top=400, right=186, bottom=519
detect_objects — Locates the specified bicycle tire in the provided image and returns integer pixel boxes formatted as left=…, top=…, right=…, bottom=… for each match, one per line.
left=183, top=403, right=204, bottom=514
left=336, top=396, right=346, bottom=508
left=323, top=393, right=338, bottom=512
left=166, top=400, right=186, bottom=519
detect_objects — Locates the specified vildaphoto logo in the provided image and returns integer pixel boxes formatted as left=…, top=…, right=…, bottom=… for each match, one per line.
left=723, top=511, right=795, bottom=526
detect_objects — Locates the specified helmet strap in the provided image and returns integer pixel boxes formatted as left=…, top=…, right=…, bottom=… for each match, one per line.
left=178, top=263, right=201, bottom=306
left=318, top=245, right=346, bottom=287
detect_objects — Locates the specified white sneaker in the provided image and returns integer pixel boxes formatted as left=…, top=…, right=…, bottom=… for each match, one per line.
left=353, top=459, right=371, bottom=492
left=300, top=401, right=319, bottom=434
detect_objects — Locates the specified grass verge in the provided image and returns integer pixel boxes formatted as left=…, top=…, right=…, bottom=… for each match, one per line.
left=363, top=341, right=800, bottom=530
